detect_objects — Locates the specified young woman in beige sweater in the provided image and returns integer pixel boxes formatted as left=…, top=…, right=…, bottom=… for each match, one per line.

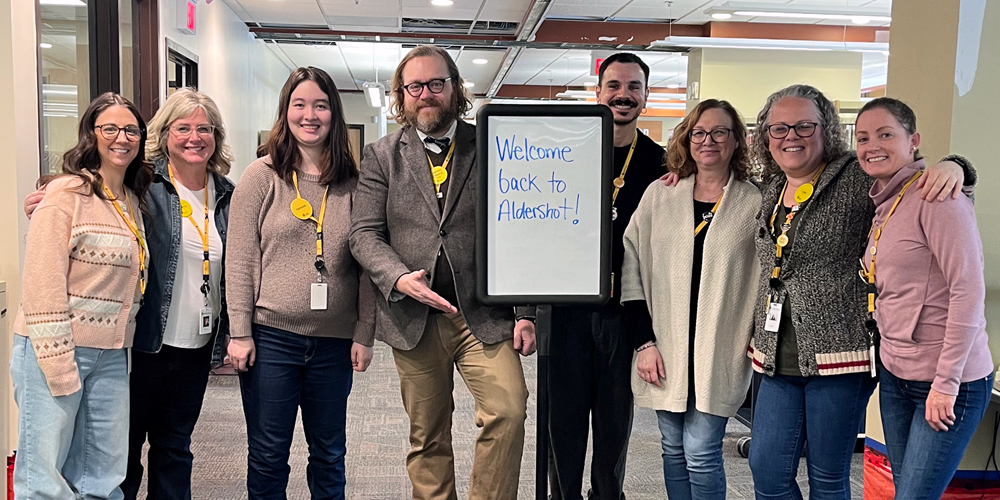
left=11, top=93, right=153, bottom=499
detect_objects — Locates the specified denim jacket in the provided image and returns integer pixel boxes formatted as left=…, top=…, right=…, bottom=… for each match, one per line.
left=133, top=159, right=234, bottom=366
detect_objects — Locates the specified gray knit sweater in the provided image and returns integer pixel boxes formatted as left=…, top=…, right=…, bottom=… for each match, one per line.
left=748, top=153, right=975, bottom=377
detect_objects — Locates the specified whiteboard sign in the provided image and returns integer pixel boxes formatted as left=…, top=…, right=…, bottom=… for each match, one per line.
left=476, top=104, right=612, bottom=306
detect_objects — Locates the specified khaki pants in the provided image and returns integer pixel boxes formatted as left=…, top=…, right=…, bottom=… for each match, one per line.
left=392, top=312, right=528, bottom=500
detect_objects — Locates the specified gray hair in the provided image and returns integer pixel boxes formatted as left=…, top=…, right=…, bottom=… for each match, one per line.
left=751, top=84, right=849, bottom=181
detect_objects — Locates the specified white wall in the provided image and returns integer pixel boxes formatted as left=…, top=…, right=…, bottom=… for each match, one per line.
left=159, top=0, right=291, bottom=180
left=339, top=92, right=382, bottom=146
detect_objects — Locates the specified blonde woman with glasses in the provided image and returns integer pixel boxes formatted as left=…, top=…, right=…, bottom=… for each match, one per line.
left=25, top=88, right=236, bottom=500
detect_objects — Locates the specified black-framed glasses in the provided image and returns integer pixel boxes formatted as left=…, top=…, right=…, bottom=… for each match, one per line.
left=95, top=124, right=142, bottom=142
left=170, top=124, right=215, bottom=138
left=402, top=77, right=452, bottom=98
left=766, top=122, right=819, bottom=140
left=689, top=128, right=732, bottom=144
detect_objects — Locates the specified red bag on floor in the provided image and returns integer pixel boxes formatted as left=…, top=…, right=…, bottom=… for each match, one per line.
left=865, top=446, right=1000, bottom=499
left=7, top=453, right=13, bottom=500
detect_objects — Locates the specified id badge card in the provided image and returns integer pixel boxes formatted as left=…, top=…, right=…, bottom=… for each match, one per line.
left=199, top=307, right=213, bottom=335
left=764, top=302, right=782, bottom=332
left=311, top=283, right=328, bottom=310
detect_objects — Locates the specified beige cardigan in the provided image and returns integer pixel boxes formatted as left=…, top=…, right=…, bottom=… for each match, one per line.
left=620, top=173, right=759, bottom=417
left=14, top=175, right=146, bottom=396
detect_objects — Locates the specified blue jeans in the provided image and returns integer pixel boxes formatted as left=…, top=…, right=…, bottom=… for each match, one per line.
left=238, top=325, right=354, bottom=500
left=656, top=403, right=729, bottom=500
left=878, top=368, right=992, bottom=500
left=748, top=373, right=876, bottom=500
left=9, top=334, right=130, bottom=500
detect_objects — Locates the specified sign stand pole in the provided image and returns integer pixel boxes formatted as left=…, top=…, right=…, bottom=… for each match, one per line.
left=535, top=304, right=552, bottom=500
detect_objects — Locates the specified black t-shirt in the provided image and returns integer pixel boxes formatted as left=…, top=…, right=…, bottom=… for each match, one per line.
left=427, top=148, right=459, bottom=311
left=773, top=203, right=803, bottom=376
left=553, top=130, right=665, bottom=341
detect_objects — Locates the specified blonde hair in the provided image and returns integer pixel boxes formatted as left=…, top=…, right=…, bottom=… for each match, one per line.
left=389, top=45, right=472, bottom=127
left=146, top=88, right=234, bottom=175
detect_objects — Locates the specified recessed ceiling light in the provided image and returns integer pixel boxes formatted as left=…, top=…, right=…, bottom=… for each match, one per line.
left=431, top=0, right=453, bottom=5
left=39, top=0, right=85, bottom=5
left=463, top=81, right=475, bottom=88
left=472, top=58, right=488, bottom=64
left=711, top=13, right=732, bottom=20
left=39, top=42, right=53, bottom=49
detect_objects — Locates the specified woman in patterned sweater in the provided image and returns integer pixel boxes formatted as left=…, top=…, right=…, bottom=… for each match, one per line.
left=11, top=93, right=153, bottom=498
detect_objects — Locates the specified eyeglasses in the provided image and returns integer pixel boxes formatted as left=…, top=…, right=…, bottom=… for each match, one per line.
left=689, top=128, right=732, bottom=144
left=766, top=122, right=819, bottom=140
left=402, top=77, right=452, bottom=98
left=95, top=124, right=142, bottom=142
left=170, top=124, right=215, bottom=138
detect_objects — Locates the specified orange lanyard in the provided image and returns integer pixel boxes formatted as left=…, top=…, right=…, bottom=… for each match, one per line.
left=168, top=165, right=212, bottom=298
left=768, top=164, right=826, bottom=278
left=427, top=142, right=456, bottom=199
left=694, top=193, right=724, bottom=236
left=291, top=171, right=329, bottom=274
left=103, top=186, right=146, bottom=294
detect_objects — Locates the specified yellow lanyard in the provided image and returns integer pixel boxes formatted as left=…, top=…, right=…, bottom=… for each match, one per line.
left=168, top=165, right=211, bottom=298
left=427, top=141, right=456, bottom=199
left=291, top=171, right=329, bottom=272
left=103, top=186, right=147, bottom=294
left=860, top=170, right=923, bottom=313
left=693, top=193, right=724, bottom=236
left=611, top=131, right=638, bottom=206
left=768, top=163, right=826, bottom=276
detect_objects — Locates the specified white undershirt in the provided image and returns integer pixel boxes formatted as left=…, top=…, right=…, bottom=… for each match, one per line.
left=162, top=177, right=224, bottom=349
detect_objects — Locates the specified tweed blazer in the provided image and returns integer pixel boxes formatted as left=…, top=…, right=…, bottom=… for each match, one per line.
left=747, top=153, right=977, bottom=377
left=350, top=121, right=525, bottom=350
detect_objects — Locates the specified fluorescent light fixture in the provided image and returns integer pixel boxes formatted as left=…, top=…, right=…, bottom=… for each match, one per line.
left=431, top=0, right=453, bottom=5
left=39, top=0, right=86, bottom=5
left=705, top=2, right=890, bottom=24
left=463, top=81, right=475, bottom=88
left=652, top=36, right=889, bottom=53
left=583, top=81, right=597, bottom=87
left=40, top=42, right=53, bottom=49
left=711, top=13, right=732, bottom=20
left=666, top=83, right=680, bottom=89
left=363, top=82, right=386, bottom=108
left=472, top=58, right=488, bottom=65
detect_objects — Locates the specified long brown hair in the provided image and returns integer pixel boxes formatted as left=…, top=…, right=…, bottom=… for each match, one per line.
left=389, top=45, right=473, bottom=127
left=666, top=99, right=750, bottom=181
left=257, top=67, right=357, bottom=186
left=61, top=92, right=153, bottom=213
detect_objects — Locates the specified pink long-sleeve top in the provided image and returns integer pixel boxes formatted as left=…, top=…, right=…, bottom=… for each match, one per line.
left=867, top=159, right=993, bottom=396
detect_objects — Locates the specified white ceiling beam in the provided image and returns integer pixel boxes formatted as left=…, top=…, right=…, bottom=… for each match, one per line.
left=467, top=0, right=490, bottom=35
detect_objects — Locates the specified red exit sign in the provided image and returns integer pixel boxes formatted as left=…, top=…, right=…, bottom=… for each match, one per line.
left=177, top=0, right=197, bottom=34
left=594, top=58, right=605, bottom=76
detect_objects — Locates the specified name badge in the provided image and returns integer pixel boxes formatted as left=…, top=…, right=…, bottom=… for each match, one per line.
left=311, top=283, right=328, bottom=311
left=764, top=303, right=782, bottom=332
left=200, top=307, right=213, bottom=335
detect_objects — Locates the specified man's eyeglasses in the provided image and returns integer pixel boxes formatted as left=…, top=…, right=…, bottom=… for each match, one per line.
left=95, top=124, right=142, bottom=142
left=689, top=128, right=732, bottom=144
left=766, top=122, right=819, bottom=140
left=170, top=124, right=215, bottom=138
left=402, top=77, right=452, bottom=98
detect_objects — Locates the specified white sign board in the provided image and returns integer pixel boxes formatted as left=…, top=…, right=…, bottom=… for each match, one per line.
left=476, top=104, right=612, bottom=305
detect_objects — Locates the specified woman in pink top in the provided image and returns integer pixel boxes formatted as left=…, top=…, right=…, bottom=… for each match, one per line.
left=856, top=97, right=993, bottom=500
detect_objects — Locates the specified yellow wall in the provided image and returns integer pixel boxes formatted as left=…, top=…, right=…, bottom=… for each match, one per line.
left=687, top=47, right=864, bottom=122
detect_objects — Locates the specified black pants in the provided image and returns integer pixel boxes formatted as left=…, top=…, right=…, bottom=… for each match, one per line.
left=121, top=342, right=213, bottom=500
left=548, top=306, right=633, bottom=500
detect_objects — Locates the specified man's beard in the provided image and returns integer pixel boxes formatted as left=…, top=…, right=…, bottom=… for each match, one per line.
left=405, top=97, right=459, bottom=135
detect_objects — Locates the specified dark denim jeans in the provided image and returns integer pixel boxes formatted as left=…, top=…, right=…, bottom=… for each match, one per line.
left=748, top=373, right=877, bottom=500
left=879, top=368, right=992, bottom=500
left=239, top=324, right=354, bottom=500
left=122, top=343, right=213, bottom=500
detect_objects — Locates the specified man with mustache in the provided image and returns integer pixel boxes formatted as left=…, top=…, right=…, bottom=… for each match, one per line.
left=350, top=45, right=536, bottom=500
left=547, top=53, right=666, bottom=500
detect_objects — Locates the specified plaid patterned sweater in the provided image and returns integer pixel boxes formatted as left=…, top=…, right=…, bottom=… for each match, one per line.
left=14, top=175, right=146, bottom=396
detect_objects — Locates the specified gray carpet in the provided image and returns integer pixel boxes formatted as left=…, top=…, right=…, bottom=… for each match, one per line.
left=136, top=343, right=864, bottom=499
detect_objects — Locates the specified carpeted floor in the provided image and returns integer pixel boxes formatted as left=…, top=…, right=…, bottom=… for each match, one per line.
left=135, top=343, right=864, bottom=499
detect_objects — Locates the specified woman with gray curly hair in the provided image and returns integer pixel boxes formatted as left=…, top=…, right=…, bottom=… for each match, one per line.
left=744, top=84, right=975, bottom=499
left=25, top=87, right=237, bottom=500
